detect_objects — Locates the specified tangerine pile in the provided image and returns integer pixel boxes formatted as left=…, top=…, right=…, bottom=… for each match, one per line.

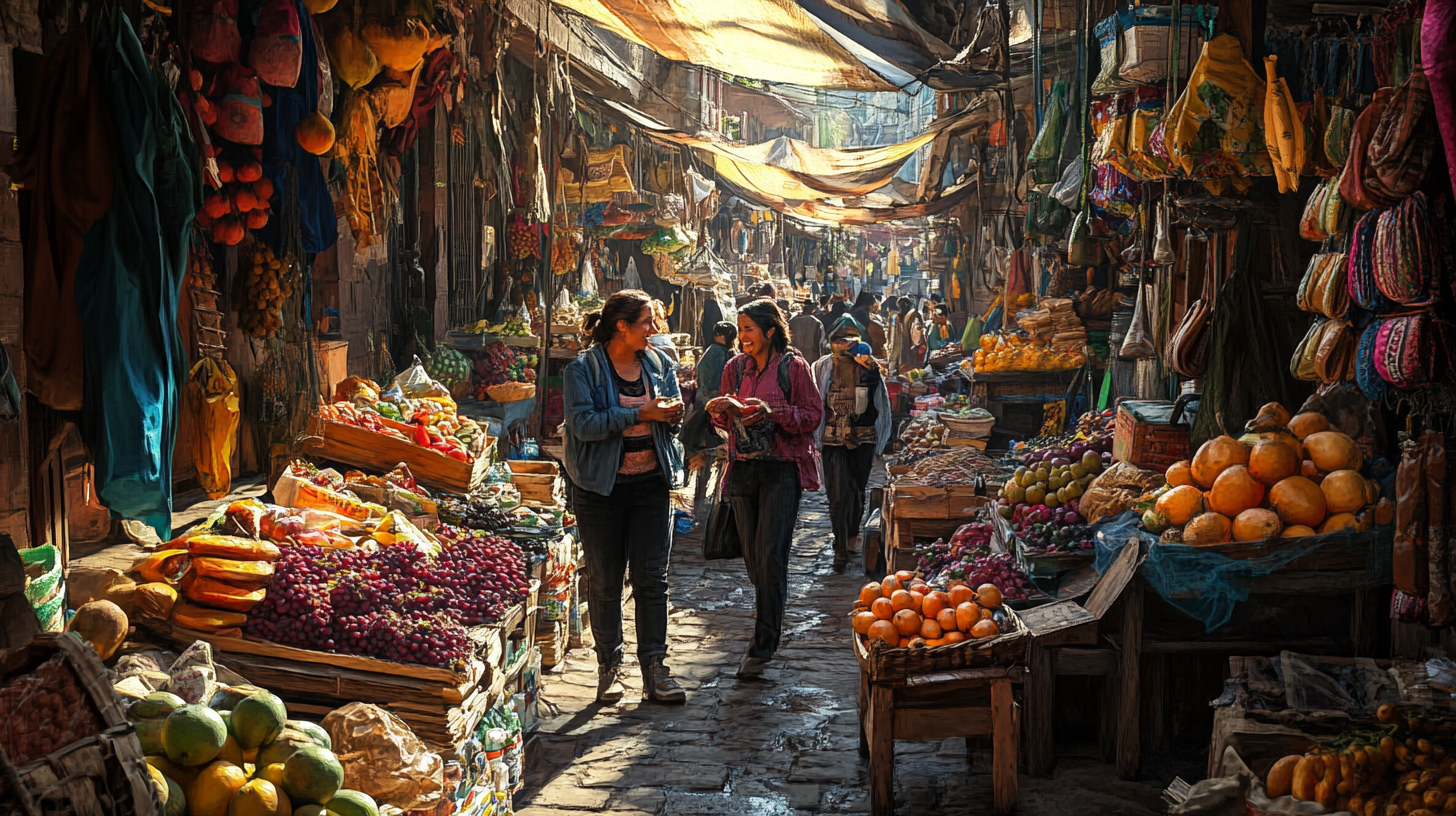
left=851, top=570, right=1005, bottom=649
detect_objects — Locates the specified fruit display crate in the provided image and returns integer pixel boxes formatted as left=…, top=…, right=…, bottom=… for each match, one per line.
left=851, top=605, right=1029, bottom=685
left=507, top=460, right=565, bottom=508
left=143, top=597, right=530, bottom=754
left=301, top=415, right=495, bottom=494
left=991, top=510, right=1096, bottom=577
left=886, top=484, right=990, bottom=520
left=0, top=634, right=159, bottom=816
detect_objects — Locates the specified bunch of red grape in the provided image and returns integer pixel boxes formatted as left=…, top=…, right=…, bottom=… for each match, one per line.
left=244, top=529, right=528, bottom=670
left=961, top=553, right=1036, bottom=601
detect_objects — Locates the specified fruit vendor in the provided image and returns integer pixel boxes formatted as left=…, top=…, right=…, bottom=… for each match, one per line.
left=706, top=299, right=824, bottom=679
left=812, top=316, right=892, bottom=573
left=928, top=304, right=958, bottom=352
left=562, top=290, right=688, bottom=705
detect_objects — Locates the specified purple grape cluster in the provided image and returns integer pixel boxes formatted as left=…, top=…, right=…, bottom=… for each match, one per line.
left=243, top=528, right=529, bottom=670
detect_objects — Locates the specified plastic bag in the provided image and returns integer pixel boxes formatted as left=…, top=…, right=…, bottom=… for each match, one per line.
left=1153, top=201, right=1175, bottom=265
left=1280, top=651, right=1394, bottom=714
left=393, top=357, right=452, bottom=402
left=1028, top=81, right=1070, bottom=185
left=185, top=358, right=241, bottom=500
left=624, top=256, right=641, bottom=288
left=322, top=702, right=444, bottom=810
left=1052, top=157, right=1084, bottom=209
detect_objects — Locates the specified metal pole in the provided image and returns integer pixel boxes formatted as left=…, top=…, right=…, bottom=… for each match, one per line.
left=537, top=58, right=554, bottom=446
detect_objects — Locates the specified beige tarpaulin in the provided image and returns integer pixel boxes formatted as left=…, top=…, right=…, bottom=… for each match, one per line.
left=556, top=144, right=637, bottom=203
left=553, top=0, right=897, bottom=90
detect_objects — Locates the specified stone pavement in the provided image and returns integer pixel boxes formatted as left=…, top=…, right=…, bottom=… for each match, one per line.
left=515, top=489, right=1172, bottom=816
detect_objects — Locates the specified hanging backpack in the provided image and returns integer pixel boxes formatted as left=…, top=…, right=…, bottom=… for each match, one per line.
left=190, top=0, right=241, bottom=65
left=213, top=66, right=263, bottom=145
left=250, top=0, right=302, bottom=88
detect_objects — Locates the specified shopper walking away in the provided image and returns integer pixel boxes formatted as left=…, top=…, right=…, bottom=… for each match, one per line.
left=706, top=299, right=823, bottom=679
left=681, top=321, right=737, bottom=511
left=789, top=300, right=827, bottom=363
left=812, top=317, right=891, bottom=573
left=849, top=291, right=888, bottom=359
left=562, top=290, right=688, bottom=704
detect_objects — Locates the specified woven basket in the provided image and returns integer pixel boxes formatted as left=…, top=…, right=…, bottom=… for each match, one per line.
left=939, top=413, right=995, bottom=437
left=487, top=382, right=537, bottom=403
left=852, top=605, right=1028, bottom=685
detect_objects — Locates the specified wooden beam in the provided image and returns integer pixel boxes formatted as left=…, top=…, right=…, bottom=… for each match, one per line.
left=1116, top=580, right=1143, bottom=781
left=868, top=685, right=895, bottom=816
left=894, top=706, right=992, bottom=738
left=1025, top=642, right=1056, bottom=778
left=991, top=679, right=1017, bottom=815
left=1055, top=647, right=1116, bottom=676
left=502, top=0, right=643, bottom=99
left=905, top=665, right=1024, bottom=686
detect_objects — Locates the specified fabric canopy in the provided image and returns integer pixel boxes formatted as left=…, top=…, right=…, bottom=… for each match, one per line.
left=558, top=144, right=637, bottom=203
left=602, top=98, right=972, bottom=203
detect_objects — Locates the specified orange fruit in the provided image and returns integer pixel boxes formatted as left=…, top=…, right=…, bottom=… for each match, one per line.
left=907, top=591, right=925, bottom=614
left=980, top=607, right=994, bottom=620
left=935, top=608, right=957, bottom=632
left=955, top=602, right=980, bottom=632
left=1304, top=431, right=1362, bottom=473
left=976, top=584, right=1003, bottom=608
left=942, top=631, right=965, bottom=644
left=1248, top=437, right=1300, bottom=485
left=871, top=597, right=894, bottom=620
left=892, top=609, right=922, bottom=637
left=1165, top=460, right=1195, bottom=487
left=1207, top=465, right=1265, bottom=518
left=852, top=612, right=877, bottom=634
left=1155, top=485, right=1205, bottom=526
left=970, top=619, right=1000, bottom=638
left=1269, top=476, right=1328, bottom=528
left=858, top=583, right=882, bottom=607
left=889, top=590, right=915, bottom=612
left=881, top=575, right=902, bottom=596
left=906, top=637, right=927, bottom=649
left=1288, top=412, right=1331, bottom=440
left=895, top=570, right=914, bottom=584
left=920, top=619, right=942, bottom=639
left=1320, top=469, right=1366, bottom=514
left=908, top=579, right=930, bottom=594
left=867, top=620, right=899, bottom=646
left=924, top=638, right=946, bottom=648
left=1183, top=512, right=1233, bottom=545
left=922, top=592, right=950, bottom=620
left=1191, top=435, right=1250, bottom=489
left=948, top=585, right=975, bottom=607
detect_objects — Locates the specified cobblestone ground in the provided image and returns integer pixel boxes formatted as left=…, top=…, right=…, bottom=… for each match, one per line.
left=516, top=489, right=1169, bottom=816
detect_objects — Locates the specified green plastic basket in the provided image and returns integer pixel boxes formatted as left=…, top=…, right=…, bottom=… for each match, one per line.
left=21, top=546, right=61, bottom=606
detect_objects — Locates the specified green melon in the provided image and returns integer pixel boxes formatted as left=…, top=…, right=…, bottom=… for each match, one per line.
left=231, top=692, right=288, bottom=750
left=292, top=807, right=328, bottom=816
left=135, top=719, right=166, bottom=755
left=286, top=720, right=331, bottom=751
left=161, top=705, right=228, bottom=767
left=256, top=728, right=315, bottom=769
left=281, top=745, right=344, bottom=805
left=130, top=691, right=187, bottom=721
left=323, top=790, right=378, bottom=816
left=162, top=776, right=187, bottom=816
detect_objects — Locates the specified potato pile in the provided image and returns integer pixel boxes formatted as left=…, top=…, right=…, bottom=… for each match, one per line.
left=238, top=243, right=293, bottom=338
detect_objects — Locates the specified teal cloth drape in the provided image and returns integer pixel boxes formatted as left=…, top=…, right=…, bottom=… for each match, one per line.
left=75, top=11, right=200, bottom=539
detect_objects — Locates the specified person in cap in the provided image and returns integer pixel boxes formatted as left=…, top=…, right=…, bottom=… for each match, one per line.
left=811, top=316, right=890, bottom=573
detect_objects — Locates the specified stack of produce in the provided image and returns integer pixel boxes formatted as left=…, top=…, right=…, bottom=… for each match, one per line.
left=1005, top=409, right=1115, bottom=465
left=971, top=332, right=1088, bottom=373
left=244, top=526, right=528, bottom=670
left=897, top=414, right=948, bottom=452
left=197, top=158, right=275, bottom=243
left=1140, top=402, right=1393, bottom=544
left=128, top=683, right=378, bottom=816
left=422, top=344, right=472, bottom=396
left=470, top=342, right=537, bottom=401
left=236, top=242, right=293, bottom=338
left=1262, top=705, right=1456, bottom=814
left=0, top=652, right=105, bottom=766
left=456, top=316, right=533, bottom=337
left=996, top=447, right=1108, bottom=519
left=1016, top=298, right=1086, bottom=348
left=850, top=571, right=1013, bottom=648
left=913, top=522, right=1037, bottom=598
left=131, top=534, right=279, bottom=635
left=320, top=377, right=484, bottom=462
left=892, top=447, right=1006, bottom=486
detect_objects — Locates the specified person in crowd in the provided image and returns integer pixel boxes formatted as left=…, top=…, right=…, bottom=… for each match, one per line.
left=562, top=290, right=687, bottom=705
left=813, top=295, right=831, bottom=325
left=706, top=299, right=823, bottom=679
left=681, top=321, right=737, bottom=509
left=812, top=317, right=891, bottom=573
left=789, top=300, right=827, bottom=363
left=928, top=304, right=957, bottom=352
left=824, top=298, right=849, bottom=333
left=849, top=291, right=888, bottom=359
left=896, top=297, right=927, bottom=372
left=698, top=296, right=723, bottom=348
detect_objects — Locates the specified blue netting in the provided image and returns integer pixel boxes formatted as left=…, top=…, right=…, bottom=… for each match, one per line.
left=1093, top=510, right=1394, bottom=632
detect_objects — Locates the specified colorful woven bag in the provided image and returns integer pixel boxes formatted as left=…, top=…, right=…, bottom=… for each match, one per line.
left=1368, top=67, right=1439, bottom=202
left=1356, top=318, right=1389, bottom=400
left=1371, top=192, right=1435, bottom=306
left=1347, top=210, right=1392, bottom=311
left=1375, top=313, right=1436, bottom=389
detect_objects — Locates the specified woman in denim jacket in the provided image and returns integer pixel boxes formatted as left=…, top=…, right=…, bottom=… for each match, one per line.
left=563, top=290, right=687, bottom=704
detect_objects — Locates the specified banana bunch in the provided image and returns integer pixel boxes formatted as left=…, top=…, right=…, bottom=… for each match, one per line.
left=1264, top=55, right=1306, bottom=194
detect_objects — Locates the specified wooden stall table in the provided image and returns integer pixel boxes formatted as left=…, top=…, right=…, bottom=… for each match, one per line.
left=1019, top=529, right=1391, bottom=781
left=854, top=611, right=1028, bottom=815
left=964, top=369, right=1082, bottom=442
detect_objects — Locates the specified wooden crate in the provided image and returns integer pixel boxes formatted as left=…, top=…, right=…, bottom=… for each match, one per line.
left=851, top=606, right=1029, bottom=686
left=144, top=602, right=526, bottom=753
left=302, top=416, right=493, bottom=494
left=536, top=620, right=567, bottom=669
left=887, top=484, right=990, bottom=519
left=0, top=634, right=158, bottom=816
left=507, top=460, right=565, bottom=507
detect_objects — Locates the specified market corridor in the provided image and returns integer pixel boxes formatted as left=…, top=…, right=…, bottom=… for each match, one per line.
left=515, top=491, right=1167, bottom=816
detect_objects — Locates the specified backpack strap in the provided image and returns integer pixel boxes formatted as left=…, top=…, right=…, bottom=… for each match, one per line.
left=777, top=351, right=795, bottom=401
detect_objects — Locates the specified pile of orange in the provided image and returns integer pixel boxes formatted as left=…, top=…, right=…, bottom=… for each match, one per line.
left=850, top=570, right=1005, bottom=649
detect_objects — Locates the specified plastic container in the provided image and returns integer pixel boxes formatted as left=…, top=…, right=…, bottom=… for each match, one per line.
left=20, top=546, right=61, bottom=606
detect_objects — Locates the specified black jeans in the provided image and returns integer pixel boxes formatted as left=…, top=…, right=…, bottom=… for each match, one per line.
left=570, top=474, right=673, bottom=668
left=728, top=460, right=802, bottom=658
left=822, top=443, right=876, bottom=559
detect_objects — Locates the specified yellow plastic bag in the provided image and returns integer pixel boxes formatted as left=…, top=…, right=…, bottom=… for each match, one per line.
left=1167, top=34, right=1272, bottom=185
left=185, top=358, right=240, bottom=499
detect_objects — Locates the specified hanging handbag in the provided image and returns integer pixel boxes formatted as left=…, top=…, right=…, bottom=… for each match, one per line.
left=1067, top=209, right=1101, bottom=266
left=1375, top=312, right=1437, bottom=389
left=1153, top=199, right=1175, bottom=265
left=1371, top=192, right=1436, bottom=306
left=1119, top=281, right=1156, bottom=359
left=702, top=479, right=741, bottom=560
left=1290, top=318, right=1327, bottom=382
left=1313, top=319, right=1356, bottom=384
left=1356, top=318, right=1390, bottom=401
left=1168, top=232, right=1214, bottom=377
left=1368, top=67, right=1438, bottom=202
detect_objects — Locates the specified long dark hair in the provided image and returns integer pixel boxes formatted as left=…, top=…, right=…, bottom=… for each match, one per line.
left=739, top=298, right=790, bottom=354
left=581, top=290, right=652, bottom=346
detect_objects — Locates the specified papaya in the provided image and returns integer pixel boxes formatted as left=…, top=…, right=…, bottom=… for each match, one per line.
left=185, top=534, right=281, bottom=562
left=183, top=576, right=267, bottom=613
left=171, top=601, right=249, bottom=632
left=133, top=549, right=192, bottom=584
left=325, top=790, right=378, bottom=816
left=191, top=556, right=275, bottom=588
left=1267, top=754, right=1301, bottom=798
left=68, top=601, right=129, bottom=660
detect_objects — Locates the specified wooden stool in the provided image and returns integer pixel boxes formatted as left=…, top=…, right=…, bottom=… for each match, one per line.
left=857, top=667, right=1022, bottom=815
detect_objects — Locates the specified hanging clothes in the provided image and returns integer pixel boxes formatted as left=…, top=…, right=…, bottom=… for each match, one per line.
left=8, top=24, right=115, bottom=411
left=255, top=0, right=336, bottom=254
left=75, top=12, right=200, bottom=539
left=1426, top=0, right=1456, bottom=200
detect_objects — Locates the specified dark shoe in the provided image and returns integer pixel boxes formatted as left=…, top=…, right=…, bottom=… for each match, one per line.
left=832, top=555, right=848, bottom=573
left=736, top=652, right=772, bottom=679
left=641, top=656, right=686, bottom=703
left=597, top=664, right=625, bottom=704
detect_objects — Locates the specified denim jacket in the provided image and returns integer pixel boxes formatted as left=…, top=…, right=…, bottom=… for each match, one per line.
left=563, top=344, right=686, bottom=496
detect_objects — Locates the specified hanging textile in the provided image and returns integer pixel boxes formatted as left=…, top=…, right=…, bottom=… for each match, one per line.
left=255, top=0, right=336, bottom=255
left=185, top=357, right=241, bottom=499
left=75, top=12, right=200, bottom=539
left=7, top=24, right=115, bottom=411
left=1427, top=0, right=1456, bottom=199
left=557, top=144, right=637, bottom=204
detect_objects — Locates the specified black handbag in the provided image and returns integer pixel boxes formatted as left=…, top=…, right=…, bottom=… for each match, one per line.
left=702, top=479, right=741, bottom=560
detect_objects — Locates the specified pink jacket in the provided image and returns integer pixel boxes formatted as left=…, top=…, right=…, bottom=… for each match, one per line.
left=712, top=351, right=824, bottom=490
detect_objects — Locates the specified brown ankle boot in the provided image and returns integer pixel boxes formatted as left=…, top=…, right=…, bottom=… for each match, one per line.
left=641, top=656, right=685, bottom=703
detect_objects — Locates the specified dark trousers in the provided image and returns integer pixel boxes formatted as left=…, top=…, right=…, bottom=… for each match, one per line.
left=822, top=443, right=876, bottom=559
left=570, top=474, right=672, bottom=667
left=728, top=460, right=802, bottom=658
